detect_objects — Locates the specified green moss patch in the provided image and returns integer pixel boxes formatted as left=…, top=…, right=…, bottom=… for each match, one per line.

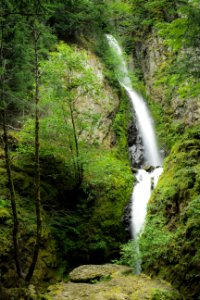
left=140, top=125, right=200, bottom=299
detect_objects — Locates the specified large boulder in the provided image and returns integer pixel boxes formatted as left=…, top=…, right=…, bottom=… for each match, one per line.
left=69, top=264, right=131, bottom=283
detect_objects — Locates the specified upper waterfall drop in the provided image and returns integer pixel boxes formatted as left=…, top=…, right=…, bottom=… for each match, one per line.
left=105, top=34, right=132, bottom=89
left=106, top=34, right=162, bottom=167
left=125, top=87, right=162, bottom=167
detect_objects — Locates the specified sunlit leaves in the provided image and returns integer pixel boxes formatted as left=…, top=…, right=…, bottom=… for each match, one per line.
left=114, top=239, right=140, bottom=270
left=19, top=42, right=105, bottom=172
left=158, top=18, right=187, bottom=52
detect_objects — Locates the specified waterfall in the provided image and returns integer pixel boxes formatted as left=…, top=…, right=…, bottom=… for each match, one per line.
left=106, top=34, right=163, bottom=272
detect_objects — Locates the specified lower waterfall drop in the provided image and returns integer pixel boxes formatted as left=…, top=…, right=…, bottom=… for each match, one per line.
left=131, top=167, right=163, bottom=239
left=106, top=34, right=163, bottom=273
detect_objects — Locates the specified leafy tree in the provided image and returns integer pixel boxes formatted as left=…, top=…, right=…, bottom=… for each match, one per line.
left=0, top=26, right=23, bottom=277
left=0, top=1, right=34, bottom=279
left=0, top=0, right=56, bottom=282
left=48, top=0, right=110, bottom=40
left=25, top=20, right=42, bottom=282
left=144, top=0, right=178, bottom=23
left=0, top=2, right=34, bottom=117
left=39, top=42, right=103, bottom=185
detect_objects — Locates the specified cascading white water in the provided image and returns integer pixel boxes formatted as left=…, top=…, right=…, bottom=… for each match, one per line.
left=131, top=167, right=163, bottom=239
left=106, top=34, right=163, bottom=270
left=124, top=88, right=162, bottom=167
left=106, top=34, right=162, bottom=168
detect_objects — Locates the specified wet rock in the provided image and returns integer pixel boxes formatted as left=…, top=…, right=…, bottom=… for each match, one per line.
left=131, top=167, right=138, bottom=173
left=127, top=121, right=138, bottom=147
left=123, top=201, right=132, bottom=236
left=143, top=165, right=155, bottom=172
left=129, top=143, right=144, bottom=167
left=128, top=120, right=144, bottom=168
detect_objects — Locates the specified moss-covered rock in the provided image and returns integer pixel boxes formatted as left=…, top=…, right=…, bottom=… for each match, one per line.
left=140, top=126, right=200, bottom=299
left=69, top=264, right=132, bottom=282
left=45, top=264, right=181, bottom=300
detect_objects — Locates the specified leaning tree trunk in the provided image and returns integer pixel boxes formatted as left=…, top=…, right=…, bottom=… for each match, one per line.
left=0, top=23, right=23, bottom=279
left=69, top=102, right=83, bottom=185
left=2, top=111, right=23, bottom=278
left=26, top=27, right=42, bottom=282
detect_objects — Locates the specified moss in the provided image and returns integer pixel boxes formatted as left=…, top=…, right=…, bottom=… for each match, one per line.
left=140, top=126, right=200, bottom=299
left=45, top=265, right=181, bottom=300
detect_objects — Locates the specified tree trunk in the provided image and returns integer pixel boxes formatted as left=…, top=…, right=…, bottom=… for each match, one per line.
left=0, top=22, right=23, bottom=279
left=26, top=27, right=42, bottom=282
left=69, top=103, right=83, bottom=185
left=2, top=111, right=23, bottom=278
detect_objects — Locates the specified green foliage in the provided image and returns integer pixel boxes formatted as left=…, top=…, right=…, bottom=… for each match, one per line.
left=0, top=199, right=11, bottom=220
left=83, top=150, right=132, bottom=193
left=151, top=287, right=181, bottom=300
left=144, top=0, right=200, bottom=140
left=144, top=0, right=177, bottom=24
left=17, top=42, right=104, bottom=184
left=46, top=0, right=134, bottom=45
left=0, top=32, right=134, bottom=280
left=140, top=126, right=200, bottom=299
left=114, top=239, right=140, bottom=270
left=107, top=1, right=133, bottom=40
left=79, top=149, right=132, bottom=261
left=158, top=0, right=200, bottom=51
left=49, top=0, right=111, bottom=40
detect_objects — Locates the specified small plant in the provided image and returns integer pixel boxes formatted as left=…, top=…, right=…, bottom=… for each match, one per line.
left=151, top=288, right=181, bottom=300
left=114, top=239, right=141, bottom=272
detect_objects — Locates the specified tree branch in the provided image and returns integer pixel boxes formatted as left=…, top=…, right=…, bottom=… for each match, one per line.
left=0, top=123, right=20, bottom=131
left=1, top=12, right=50, bottom=17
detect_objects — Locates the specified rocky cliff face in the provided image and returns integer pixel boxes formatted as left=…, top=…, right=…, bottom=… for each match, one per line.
left=75, top=51, right=119, bottom=148
left=138, top=33, right=200, bottom=129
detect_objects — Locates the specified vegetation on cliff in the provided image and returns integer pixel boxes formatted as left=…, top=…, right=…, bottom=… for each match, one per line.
left=140, top=126, right=200, bottom=299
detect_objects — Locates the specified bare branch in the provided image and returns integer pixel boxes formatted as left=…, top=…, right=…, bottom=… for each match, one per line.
left=0, top=123, right=20, bottom=131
